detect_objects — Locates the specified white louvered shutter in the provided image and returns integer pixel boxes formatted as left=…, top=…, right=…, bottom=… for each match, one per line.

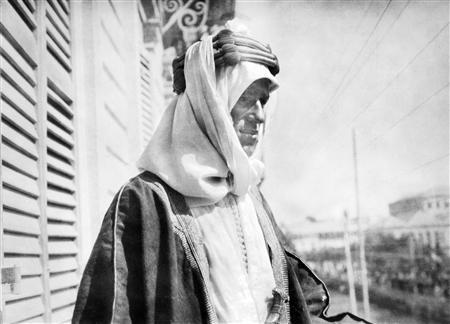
left=44, top=0, right=79, bottom=321
left=1, top=0, right=46, bottom=322
left=1, top=0, right=79, bottom=322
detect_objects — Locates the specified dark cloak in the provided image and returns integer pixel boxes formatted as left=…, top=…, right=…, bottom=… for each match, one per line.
left=72, top=172, right=371, bottom=324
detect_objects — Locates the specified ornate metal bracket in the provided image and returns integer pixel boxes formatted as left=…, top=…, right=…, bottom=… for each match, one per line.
left=160, top=0, right=209, bottom=42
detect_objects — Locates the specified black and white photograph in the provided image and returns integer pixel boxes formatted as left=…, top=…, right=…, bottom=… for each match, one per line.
left=0, top=0, right=449, bottom=323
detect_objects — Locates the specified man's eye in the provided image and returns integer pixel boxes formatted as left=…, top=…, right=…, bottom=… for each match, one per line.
left=239, top=96, right=256, bottom=107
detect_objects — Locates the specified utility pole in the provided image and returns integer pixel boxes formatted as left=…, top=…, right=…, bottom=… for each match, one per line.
left=352, top=128, right=370, bottom=319
left=343, top=210, right=357, bottom=314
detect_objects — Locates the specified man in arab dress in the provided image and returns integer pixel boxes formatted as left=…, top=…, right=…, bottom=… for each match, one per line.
left=72, top=26, right=370, bottom=324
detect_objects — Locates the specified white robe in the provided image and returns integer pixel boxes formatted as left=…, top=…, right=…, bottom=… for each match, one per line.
left=191, top=193, right=276, bottom=323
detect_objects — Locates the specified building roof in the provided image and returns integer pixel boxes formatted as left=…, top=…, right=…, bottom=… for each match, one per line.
left=374, top=209, right=449, bottom=231
left=372, top=216, right=405, bottom=230
left=408, top=210, right=449, bottom=228
left=287, top=217, right=364, bottom=238
left=381, top=186, right=450, bottom=230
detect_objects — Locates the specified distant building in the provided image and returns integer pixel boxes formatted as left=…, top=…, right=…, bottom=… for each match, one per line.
left=373, top=187, right=450, bottom=256
left=286, top=217, right=362, bottom=253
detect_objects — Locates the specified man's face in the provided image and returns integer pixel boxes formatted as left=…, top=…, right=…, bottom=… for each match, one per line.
left=231, top=79, right=271, bottom=157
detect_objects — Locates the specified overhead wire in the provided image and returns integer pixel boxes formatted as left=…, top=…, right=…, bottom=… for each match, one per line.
left=310, top=152, right=449, bottom=218
left=300, top=0, right=411, bottom=157
left=349, top=21, right=449, bottom=125
left=320, top=0, right=374, bottom=90
left=286, top=4, right=449, bottom=219
left=329, top=0, right=412, bottom=114
left=297, top=0, right=393, bottom=152
left=320, top=80, right=449, bottom=158
left=319, top=0, right=393, bottom=116
left=309, top=80, right=449, bottom=194
left=359, top=82, right=449, bottom=152
left=298, top=20, right=449, bottom=158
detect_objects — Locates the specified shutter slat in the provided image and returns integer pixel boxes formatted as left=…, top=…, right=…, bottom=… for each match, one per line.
left=46, top=21, right=71, bottom=59
left=3, top=234, right=42, bottom=254
left=104, top=123, right=128, bottom=163
left=50, top=288, right=77, bottom=310
left=142, top=115, right=155, bottom=127
left=141, top=72, right=151, bottom=85
left=4, top=296, right=44, bottom=323
left=3, top=256, right=42, bottom=276
left=47, top=188, right=76, bottom=207
left=2, top=143, right=39, bottom=178
left=0, top=34, right=35, bottom=85
left=2, top=165, right=39, bottom=197
left=102, top=73, right=126, bottom=116
left=142, top=117, right=153, bottom=128
left=141, top=97, right=152, bottom=111
left=141, top=90, right=152, bottom=102
left=47, top=102, right=73, bottom=133
left=47, top=170, right=75, bottom=192
left=3, top=210, right=40, bottom=236
left=49, top=271, right=78, bottom=291
left=26, top=315, right=47, bottom=323
left=48, top=86, right=73, bottom=116
left=47, top=205, right=76, bottom=222
left=104, top=96, right=126, bottom=127
left=2, top=187, right=40, bottom=216
left=47, top=136, right=74, bottom=161
left=48, top=241, right=78, bottom=255
left=0, top=0, right=37, bottom=66
left=0, top=77, right=37, bottom=122
left=1, top=56, right=36, bottom=103
left=51, top=304, right=75, bottom=323
left=47, top=34, right=72, bottom=71
left=5, top=276, right=43, bottom=302
left=47, top=119, right=74, bottom=147
left=49, top=256, right=78, bottom=273
left=102, top=54, right=125, bottom=97
left=48, top=0, right=69, bottom=29
left=2, top=97, right=37, bottom=140
left=47, top=154, right=75, bottom=177
left=23, top=0, right=36, bottom=11
left=104, top=103, right=126, bottom=133
left=100, top=9, right=123, bottom=58
left=102, top=61, right=125, bottom=96
left=46, top=51, right=73, bottom=99
left=2, top=122, right=38, bottom=158
left=45, top=1, right=70, bottom=43
left=48, top=223, right=77, bottom=238
left=9, top=0, right=37, bottom=30
left=57, top=0, right=69, bottom=14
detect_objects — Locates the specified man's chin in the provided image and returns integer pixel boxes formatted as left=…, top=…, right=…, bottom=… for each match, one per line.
left=242, top=144, right=257, bottom=157
left=238, top=135, right=258, bottom=156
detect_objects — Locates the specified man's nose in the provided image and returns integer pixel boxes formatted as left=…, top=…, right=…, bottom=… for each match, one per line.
left=253, top=101, right=265, bottom=123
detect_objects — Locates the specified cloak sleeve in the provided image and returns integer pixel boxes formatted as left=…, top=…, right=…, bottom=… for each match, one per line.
left=72, top=179, right=155, bottom=323
left=72, top=175, right=205, bottom=324
left=255, top=189, right=373, bottom=324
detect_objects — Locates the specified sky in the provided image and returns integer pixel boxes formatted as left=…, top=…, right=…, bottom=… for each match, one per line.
left=235, top=0, right=449, bottom=228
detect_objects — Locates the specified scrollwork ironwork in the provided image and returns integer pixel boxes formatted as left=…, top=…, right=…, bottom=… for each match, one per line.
left=160, top=0, right=209, bottom=34
left=162, top=0, right=183, bottom=13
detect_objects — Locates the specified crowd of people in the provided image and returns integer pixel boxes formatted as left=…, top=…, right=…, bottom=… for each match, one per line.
left=307, top=250, right=450, bottom=301
left=370, top=253, right=450, bottom=300
left=301, top=232, right=450, bottom=302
